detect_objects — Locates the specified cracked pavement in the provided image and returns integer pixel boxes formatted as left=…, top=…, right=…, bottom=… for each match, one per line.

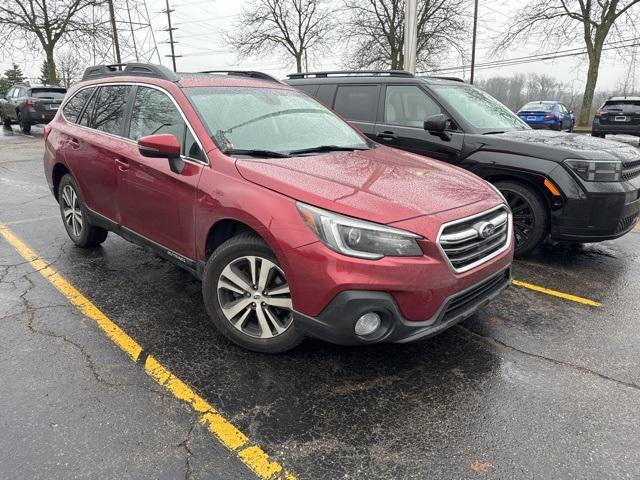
left=1, top=125, right=640, bottom=479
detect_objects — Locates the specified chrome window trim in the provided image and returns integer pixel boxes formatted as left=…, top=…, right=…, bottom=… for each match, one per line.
left=436, top=204, right=513, bottom=274
left=60, top=81, right=208, bottom=166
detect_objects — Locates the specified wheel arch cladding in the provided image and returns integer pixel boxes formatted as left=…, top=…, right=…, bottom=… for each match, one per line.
left=205, top=219, right=264, bottom=258
left=52, top=163, right=70, bottom=201
left=485, top=173, right=553, bottom=211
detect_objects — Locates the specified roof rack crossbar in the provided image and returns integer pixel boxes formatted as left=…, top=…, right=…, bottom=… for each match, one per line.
left=81, top=63, right=179, bottom=82
left=199, top=70, right=281, bottom=83
left=286, top=70, right=414, bottom=79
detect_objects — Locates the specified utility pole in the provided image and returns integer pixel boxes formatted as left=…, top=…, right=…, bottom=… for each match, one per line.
left=470, top=0, right=479, bottom=84
left=163, top=0, right=179, bottom=72
left=107, top=0, right=122, bottom=63
left=404, top=0, right=418, bottom=73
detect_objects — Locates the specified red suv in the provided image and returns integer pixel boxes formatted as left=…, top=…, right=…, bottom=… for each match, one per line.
left=43, top=63, right=514, bottom=353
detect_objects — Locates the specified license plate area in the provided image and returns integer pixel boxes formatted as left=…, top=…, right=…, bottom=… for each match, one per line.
left=527, top=116, right=537, bottom=121
left=615, top=115, right=628, bottom=122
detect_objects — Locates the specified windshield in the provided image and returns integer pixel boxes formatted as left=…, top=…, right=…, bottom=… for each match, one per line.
left=186, top=87, right=370, bottom=155
left=432, top=84, right=528, bottom=132
left=31, top=88, right=66, bottom=99
left=520, top=102, right=554, bottom=112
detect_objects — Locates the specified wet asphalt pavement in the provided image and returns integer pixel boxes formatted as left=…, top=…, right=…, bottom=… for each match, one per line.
left=1, top=125, right=640, bottom=479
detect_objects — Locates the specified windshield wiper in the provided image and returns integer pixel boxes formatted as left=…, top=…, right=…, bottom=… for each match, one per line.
left=288, top=145, right=369, bottom=155
left=223, top=148, right=290, bottom=158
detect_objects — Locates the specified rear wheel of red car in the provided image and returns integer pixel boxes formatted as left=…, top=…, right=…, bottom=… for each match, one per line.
left=202, top=233, right=303, bottom=353
left=494, top=180, right=548, bottom=257
left=58, top=174, right=108, bottom=248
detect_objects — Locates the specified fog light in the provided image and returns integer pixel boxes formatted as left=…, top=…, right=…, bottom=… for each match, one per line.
left=354, top=312, right=381, bottom=336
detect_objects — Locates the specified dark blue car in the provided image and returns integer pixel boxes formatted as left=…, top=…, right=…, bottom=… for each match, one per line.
left=517, top=101, right=575, bottom=131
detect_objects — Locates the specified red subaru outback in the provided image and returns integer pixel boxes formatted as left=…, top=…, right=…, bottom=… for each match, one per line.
left=43, top=63, right=514, bottom=353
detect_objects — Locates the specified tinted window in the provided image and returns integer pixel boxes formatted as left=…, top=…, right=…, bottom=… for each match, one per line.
left=92, top=85, right=131, bottom=135
left=603, top=100, right=640, bottom=109
left=316, top=84, right=336, bottom=107
left=333, top=85, right=378, bottom=122
left=128, top=86, right=203, bottom=159
left=295, top=84, right=319, bottom=96
left=384, top=85, right=441, bottom=128
left=62, top=88, right=95, bottom=123
left=129, top=87, right=184, bottom=141
left=31, top=88, right=66, bottom=99
left=5, top=88, right=14, bottom=98
left=79, top=90, right=98, bottom=127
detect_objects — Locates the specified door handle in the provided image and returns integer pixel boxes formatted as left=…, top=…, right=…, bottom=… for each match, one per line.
left=115, top=157, right=130, bottom=171
left=377, top=131, right=397, bottom=141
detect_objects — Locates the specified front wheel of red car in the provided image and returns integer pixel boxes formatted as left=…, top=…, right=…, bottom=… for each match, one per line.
left=202, top=233, right=303, bottom=353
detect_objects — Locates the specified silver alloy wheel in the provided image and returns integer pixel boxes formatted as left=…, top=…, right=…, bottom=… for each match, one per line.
left=216, top=255, right=293, bottom=339
left=61, top=184, right=83, bottom=237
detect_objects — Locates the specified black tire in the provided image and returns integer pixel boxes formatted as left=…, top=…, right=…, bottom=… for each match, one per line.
left=2, top=112, right=11, bottom=127
left=202, top=233, right=303, bottom=353
left=494, top=180, right=549, bottom=257
left=591, top=132, right=605, bottom=138
left=18, top=111, right=31, bottom=134
left=58, top=174, right=108, bottom=248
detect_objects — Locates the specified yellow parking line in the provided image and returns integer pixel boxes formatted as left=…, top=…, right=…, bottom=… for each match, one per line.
left=512, top=279, right=602, bottom=307
left=0, top=223, right=296, bottom=480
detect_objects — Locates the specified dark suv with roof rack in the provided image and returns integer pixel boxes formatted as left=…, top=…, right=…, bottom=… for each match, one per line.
left=592, top=96, right=640, bottom=138
left=43, top=63, right=513, bottom=353
left=286, top=70, right=640, bottom=255
left=1, top=83, right=66, bottom=133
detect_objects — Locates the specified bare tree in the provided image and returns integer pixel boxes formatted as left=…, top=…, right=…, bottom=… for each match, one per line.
left=340, top=0, right=467, bottom=71
left=498, top=0, right=640, bottom=126
left=0, top=0, right=105, bottom=84
left=226, top=0, right=335, bottom=73
left=57, top=49, right=86, bottom=88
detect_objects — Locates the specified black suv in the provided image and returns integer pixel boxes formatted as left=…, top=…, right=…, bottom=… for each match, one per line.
left=592, top=96, right=640, bottom=138
left=286, top=71, right=640, bottom=255
left=1, top=84, right=66, bottom=133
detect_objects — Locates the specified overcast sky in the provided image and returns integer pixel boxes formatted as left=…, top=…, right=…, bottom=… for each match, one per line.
left=1, top=0, right=637, bottom=92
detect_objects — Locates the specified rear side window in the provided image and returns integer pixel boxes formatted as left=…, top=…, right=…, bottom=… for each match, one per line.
left=603, top=100, right=640, bottom=109
left=383, top=85, right=442, bottom=128
left=128, top=86, right=203, bottom=160
left=92, top=85, right=131, bottom=135
left=333, top=85, right=379, bottom=122
left=62, top=88, right=95, bottom=123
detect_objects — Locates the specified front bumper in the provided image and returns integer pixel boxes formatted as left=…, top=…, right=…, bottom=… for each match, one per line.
left=293, top=268, right=512, bottom=345
left=548, top=165, right=640, bottom=242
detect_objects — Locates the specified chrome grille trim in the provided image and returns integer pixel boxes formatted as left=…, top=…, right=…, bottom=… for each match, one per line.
left=437, top=204, right=512, bottom=273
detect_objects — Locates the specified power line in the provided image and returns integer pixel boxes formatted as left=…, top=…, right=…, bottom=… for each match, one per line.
left=427, top=37, right=640, bottom=74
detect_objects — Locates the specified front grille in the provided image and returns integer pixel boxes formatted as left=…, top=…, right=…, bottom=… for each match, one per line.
left=622, top=159, right=640, bottom=181
left=442, top=269, right=510, bottom=322
left=615, top=213, right=638, bottom=234
left=438, top=206, right=511, bottom=272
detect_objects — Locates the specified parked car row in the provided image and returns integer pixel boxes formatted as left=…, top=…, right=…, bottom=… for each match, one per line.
left=41, top=63, right=639, bottom=354
left=1, top=84, right=66, bottom=133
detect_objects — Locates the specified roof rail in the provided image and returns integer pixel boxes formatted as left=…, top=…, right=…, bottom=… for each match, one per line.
left=81, top=63, right=179, bottom=82
left=286, top=70, right=414, bottom=79
left=199, top=70, right=281, bottom=83
left=425, top=75, right=465, bottom=83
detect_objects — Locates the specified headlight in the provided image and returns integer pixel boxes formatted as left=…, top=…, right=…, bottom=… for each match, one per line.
left=296, top=202, right=423, bottom=259
left=564, top=159, right=622, bottom=182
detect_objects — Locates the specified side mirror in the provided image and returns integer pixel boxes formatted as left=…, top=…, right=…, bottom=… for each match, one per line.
left=138, top=133, right=184, bottom=174
left=423, top=113, right=451, bottom=141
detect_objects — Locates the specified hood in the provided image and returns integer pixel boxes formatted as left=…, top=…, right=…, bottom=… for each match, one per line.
left=475, top=129, right=640, bottom=162
left=235, top=145, right=499, bottom=224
